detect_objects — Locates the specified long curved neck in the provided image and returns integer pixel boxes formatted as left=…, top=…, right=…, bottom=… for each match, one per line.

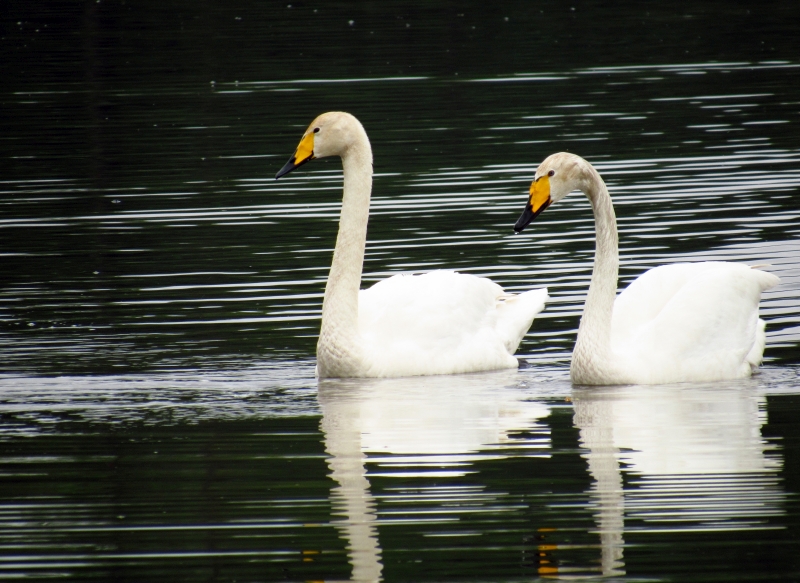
left=572, top=165, right=619, bottom=378
left=317, top=136, right=372, bottom=376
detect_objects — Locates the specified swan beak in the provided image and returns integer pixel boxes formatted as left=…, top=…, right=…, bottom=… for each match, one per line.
left=514, top=176, right=552, bottom=232
left=275, top=131, right=316, bottom=179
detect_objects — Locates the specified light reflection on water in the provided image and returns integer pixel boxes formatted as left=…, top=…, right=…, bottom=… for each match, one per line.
left=2, top=163, right=798, bottom=369
left=1, top=366, right=794, bottom=580
left=0, top=361, right=319, bottom=432
left=318, top=370, right=556, bottom=582
left=319, top=371, right=790, bottom=580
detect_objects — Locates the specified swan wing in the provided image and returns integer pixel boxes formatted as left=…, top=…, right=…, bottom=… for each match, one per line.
left=612, top=262, right=779, bottom=382
left=358, top=271, right=546, bottom=376
left=612, top=262, right=733, bottom=342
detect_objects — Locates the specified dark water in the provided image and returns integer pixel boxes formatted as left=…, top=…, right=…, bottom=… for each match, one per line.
left=2, top=2, right=800, bottom=581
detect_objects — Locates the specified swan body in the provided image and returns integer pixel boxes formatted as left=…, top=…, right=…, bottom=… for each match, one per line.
left=276, top=112, right=547, bottom=378
left=514, top=152, right=779, bottom=385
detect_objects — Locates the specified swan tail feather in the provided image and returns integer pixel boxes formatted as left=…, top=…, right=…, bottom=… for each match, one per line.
left=746, top=318, right=768, bottom=371
left=495, top=288, right=548, bottom=354
left=751, top=269, right=780, bottom=292
left=746, top=270, right=778, bottom=372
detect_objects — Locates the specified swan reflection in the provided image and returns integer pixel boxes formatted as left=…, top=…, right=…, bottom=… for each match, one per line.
left=574, top=383, right=784, bottom=577
left=317, top=370, right=553, bottom=582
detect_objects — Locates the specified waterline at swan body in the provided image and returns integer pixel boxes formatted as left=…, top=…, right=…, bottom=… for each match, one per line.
left=276, top=112, right=547, bottom=378
left=514, top=152, right=779, bottom=386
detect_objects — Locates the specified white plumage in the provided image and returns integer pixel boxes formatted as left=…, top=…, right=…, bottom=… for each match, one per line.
left=276, top=112, right=547, bottom=378
left=611, top=262, right=778, bottom=383
left=514, top=152, right=779, bottom=385
left=358, top=271, right=547, bottom=377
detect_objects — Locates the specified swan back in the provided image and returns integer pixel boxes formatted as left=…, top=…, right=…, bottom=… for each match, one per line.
left=611, top=262, right=779, bottom=383
left=357, top=271, right=546, bottom=377
left=357, top=272, right=511, bottom=376
left=613, top=262, right=749, bottom=341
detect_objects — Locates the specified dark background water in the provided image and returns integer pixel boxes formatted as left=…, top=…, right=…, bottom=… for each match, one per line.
left=2, top=1, right=799, bottom=373
left=1, top=1, right=800, bottom=581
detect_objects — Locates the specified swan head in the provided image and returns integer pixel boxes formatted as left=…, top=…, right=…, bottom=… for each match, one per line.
left=514, top=152, right=590, bottom=232
left=275, top=111, right=368, bottom=179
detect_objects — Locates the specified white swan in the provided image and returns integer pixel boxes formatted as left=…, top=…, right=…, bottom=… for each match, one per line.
left=513, top=152, right=779, bottom=385
left=276, top=112, right=547, bottom=378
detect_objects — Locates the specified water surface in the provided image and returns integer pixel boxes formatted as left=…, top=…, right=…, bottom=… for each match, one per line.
left=2, top=2, right=800, bottom=581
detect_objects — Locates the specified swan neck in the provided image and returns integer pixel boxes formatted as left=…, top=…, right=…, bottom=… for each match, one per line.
left=318, top=137, right=373, bottom=375
left=574, top=165, right=619, bottom=365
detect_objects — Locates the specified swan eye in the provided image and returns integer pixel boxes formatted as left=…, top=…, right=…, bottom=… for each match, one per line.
left=548, top=170, right=555, bottom=177
left=313, top=127, right=320, bottom=133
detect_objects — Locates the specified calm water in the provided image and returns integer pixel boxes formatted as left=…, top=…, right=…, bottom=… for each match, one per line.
left=2, top=2, right=800, bottom=581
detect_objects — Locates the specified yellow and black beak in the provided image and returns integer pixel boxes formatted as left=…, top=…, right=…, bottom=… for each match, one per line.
left=275, top=131, right=316, bottom=179
left=514, top=175, right=552, bottom=232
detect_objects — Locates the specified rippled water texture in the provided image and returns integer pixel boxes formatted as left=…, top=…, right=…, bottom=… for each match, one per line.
left=2, top=2, right=800, bottom=582
left=3, top=61, right=799, bottom=372
left=1, top=367, right=799, bottom=581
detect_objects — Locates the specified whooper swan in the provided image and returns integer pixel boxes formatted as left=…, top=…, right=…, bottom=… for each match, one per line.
left=276, top=111, right=548, bottom=378
left=513, top=152, right=779, bottom=385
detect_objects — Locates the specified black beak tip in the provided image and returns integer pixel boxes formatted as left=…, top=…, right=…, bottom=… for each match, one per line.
left=514, top=205, right=535, bottom=233
left=514, top=200, right=551, bottom=233
left=275, top=158, right=297, bottom=180
left=275, top=154, right=315, bottom=179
